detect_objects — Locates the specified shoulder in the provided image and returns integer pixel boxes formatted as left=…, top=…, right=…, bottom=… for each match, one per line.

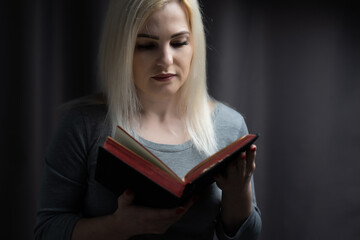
left=58, top=94, right=109, bottom=130
left=213, top=101, right=247, bottom=132
left=50, top=94, right=110, bottom=152
left=214, top=101, right=245, bottom=122
left=59, top=93, right=107, bottom=121
left=212, top=101, right=249, bottom=147
left=44, top=94, right=110, bottom=185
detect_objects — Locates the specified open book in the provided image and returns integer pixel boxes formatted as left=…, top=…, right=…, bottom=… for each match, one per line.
left=95, top=126, right=259, bottom=208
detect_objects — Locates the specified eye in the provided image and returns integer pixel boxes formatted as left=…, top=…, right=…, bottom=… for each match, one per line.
left=136, top=44, right=156, bottom=50
left=171, top=41, right=189, bottom=48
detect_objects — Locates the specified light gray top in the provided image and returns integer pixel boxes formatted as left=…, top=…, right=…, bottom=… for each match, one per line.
left=35, top=99, right=261, bottom=240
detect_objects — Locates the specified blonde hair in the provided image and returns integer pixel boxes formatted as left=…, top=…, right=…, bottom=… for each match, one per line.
left=99, top=0, right=218, bottom=156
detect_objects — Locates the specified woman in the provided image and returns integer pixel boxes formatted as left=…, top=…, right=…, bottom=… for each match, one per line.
left=35, top=0, right=261, bottom=239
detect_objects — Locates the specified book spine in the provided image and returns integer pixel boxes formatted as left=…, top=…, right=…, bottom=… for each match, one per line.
left=104, top=138, right=185, bottom=198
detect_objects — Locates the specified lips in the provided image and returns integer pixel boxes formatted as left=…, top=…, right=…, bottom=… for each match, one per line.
left=151, top=73, right=176, bottom=82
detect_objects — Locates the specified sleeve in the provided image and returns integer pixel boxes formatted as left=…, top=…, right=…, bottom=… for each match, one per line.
left=215, top=178, right=262, bottom=240
left=214, top=113, right=262, bottom=240
left=34, top=108, right=89, bottom=240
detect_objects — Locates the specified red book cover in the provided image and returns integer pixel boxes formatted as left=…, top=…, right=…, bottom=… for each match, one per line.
left=104, top=138, right=186, bottom=197
left=95, top=126, right=259, bottom=208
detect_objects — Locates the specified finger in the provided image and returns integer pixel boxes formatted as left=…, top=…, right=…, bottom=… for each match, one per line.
left=117, top=189, right=134, bottom=208
left=231, top=151, right=247, bottom=173
left=143, top=210, right=184, bottom=234
left=228, top=152, right=246, bottom=177
left=139, top=211, right=177, bottom=234
left=226, top=161, right=238, bottom=177
left=143, top=195, right=197, bottom=222
left=246, top=145, right=257, bottom=177
left=239, top=151, right=247, bottom=175
left=214, top=174, right=225, bottom=189
left=140, top=206, right=183, bottom=223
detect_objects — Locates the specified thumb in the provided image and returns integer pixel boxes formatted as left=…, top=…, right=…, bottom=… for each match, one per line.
left=117, top=189, right=134, bottom=208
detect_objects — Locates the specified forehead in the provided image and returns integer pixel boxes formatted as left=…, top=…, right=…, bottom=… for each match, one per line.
left=139, top=1, right=190, bottom=35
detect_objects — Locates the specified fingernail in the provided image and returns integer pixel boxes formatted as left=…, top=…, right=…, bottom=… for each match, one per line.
left=176, top=206, right=185, bottom=215
left=241, top=152, right=246, bottom=159
left=250, top=145, right=257, bottom=152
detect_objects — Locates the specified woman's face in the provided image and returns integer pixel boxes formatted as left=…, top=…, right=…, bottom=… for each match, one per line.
left=133, top=1, right=193, bottom=101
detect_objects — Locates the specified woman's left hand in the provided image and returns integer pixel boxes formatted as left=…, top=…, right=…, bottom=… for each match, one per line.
left=214, top=144, right=257, bottom=236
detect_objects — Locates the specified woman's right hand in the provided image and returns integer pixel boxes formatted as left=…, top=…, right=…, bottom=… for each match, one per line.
left=110, top=189, right=193, bottom=239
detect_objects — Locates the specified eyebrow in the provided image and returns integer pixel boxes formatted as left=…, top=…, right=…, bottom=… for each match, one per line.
left=137, top=31, right=190, bottom=40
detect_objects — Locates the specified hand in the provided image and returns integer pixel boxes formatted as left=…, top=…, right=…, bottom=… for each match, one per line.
left=215, top=144, right=256, bottom=193
left=110, top=189, right=194, bottom=239
left=214, top=144, right=257, bottom=236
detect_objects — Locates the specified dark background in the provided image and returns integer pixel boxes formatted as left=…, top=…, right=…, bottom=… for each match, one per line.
left=1, top=0, right=359, bottom=239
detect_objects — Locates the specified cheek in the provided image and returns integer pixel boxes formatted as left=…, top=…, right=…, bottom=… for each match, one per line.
left=133, top=58, right=142, bottom=87
left=133, top=55, right=142, bottom=72
left=133, top=55, right=147, bottom=80
left=181, top=48, right=193, bottom=74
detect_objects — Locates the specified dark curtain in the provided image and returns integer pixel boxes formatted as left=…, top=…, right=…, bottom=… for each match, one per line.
left=1, top=0, right=359, bottom=239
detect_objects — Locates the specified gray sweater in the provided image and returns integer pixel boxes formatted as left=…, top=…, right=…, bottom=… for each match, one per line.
left=35, top=100, right=261, bottom=240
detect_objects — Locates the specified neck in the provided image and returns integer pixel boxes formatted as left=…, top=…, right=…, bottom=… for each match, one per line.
left=136, top=91, right=189, bottom=144
left=137, top=92, right=183, bottom=121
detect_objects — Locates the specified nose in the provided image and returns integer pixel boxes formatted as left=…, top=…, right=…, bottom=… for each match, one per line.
left=157, top=45, right=173, bottom=68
